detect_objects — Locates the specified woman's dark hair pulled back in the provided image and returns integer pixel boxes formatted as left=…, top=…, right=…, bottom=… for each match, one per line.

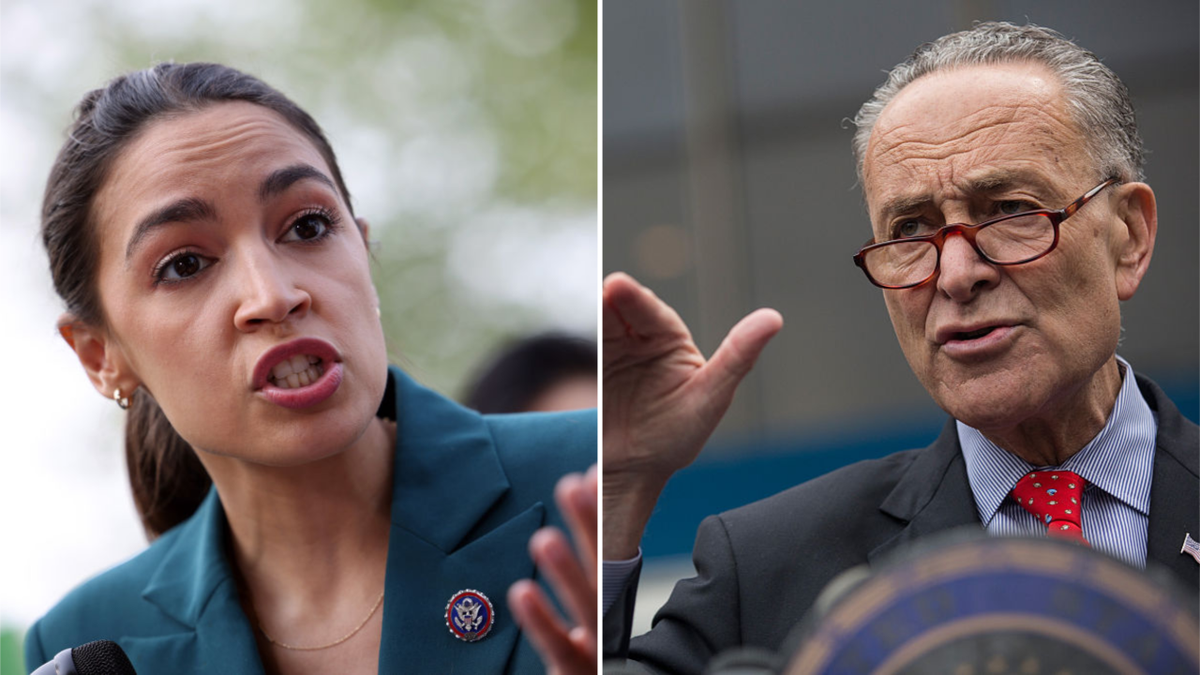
left=42, top=62, right=355, bottom=538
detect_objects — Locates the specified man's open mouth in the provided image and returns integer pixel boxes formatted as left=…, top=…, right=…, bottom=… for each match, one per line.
left=955, top=327, right=999, bottom=341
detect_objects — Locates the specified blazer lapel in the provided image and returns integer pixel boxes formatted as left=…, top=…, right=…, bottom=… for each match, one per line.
left=377, top=367, right=544, bottom=674
left=869, top=419, right=983, bottom=564
left=133, top=490, right=264, bottom=674
left=867, top=377, right=1199, bottom=593
left=380, top=505, right=543, bottom=673
left=121, top=590, right=262, bottom=674
left=1139, top=376, right=1200, bottom=592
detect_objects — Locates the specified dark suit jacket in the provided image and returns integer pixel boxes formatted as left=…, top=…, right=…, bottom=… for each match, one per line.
left=603, top=374, right=1198, bottom=674
left=27, top=366, right=596, bottom=674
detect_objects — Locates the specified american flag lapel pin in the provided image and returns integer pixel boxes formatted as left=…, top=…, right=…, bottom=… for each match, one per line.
left=1181, top=533, right=1200, bottom=564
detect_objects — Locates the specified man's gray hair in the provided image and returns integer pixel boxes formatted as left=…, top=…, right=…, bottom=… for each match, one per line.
left=852, top=22, right=1144, bottom=186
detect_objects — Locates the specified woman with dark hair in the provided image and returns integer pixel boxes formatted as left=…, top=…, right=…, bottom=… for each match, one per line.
left=27, top=62, right=596, bottom=675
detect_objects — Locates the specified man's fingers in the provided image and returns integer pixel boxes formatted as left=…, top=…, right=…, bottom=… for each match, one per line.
left=529, top=527, right=597, bottom=634
left=699, top=308, right=784, bottom=397
left=555, top=466, right=598, bottom=580
left=603, top=272, right=692, bottom=344
left=603, top=291, right=628, bottom=342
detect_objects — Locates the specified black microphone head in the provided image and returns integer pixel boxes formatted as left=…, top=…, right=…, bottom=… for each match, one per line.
left=71, top=640, right=137, bottom=675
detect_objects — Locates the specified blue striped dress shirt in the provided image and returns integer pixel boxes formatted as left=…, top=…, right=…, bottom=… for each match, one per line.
left=958, top=356, right=1157, bottom=568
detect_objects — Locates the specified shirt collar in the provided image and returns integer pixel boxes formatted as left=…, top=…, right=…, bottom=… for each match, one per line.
left=959, top=356, right=1157, bottom=525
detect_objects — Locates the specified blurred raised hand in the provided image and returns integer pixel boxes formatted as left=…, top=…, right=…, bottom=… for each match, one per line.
left=602, top=272, right=782, bottom=559
left=510, top=466, right=598, bottom=675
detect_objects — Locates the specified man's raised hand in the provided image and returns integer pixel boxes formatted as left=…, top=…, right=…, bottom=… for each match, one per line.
left=602, top=272, right=782, bottom=559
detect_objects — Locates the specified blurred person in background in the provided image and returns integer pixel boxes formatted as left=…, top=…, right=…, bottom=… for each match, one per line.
left=464, top=332, right=598, bottom=414
left=601, top=22, right=1196, bottom=673
left=26, top=63, right=596, bottom=675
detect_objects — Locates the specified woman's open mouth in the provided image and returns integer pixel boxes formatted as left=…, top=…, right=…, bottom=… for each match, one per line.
left=254, top=338, right=344, bottom=409
left=268, top=354, right=327, bottom=389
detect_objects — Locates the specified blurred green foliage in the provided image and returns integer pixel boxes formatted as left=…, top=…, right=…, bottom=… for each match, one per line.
left=0, top=626, right=23, bottom=675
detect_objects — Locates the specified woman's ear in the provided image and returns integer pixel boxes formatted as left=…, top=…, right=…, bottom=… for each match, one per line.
left=58, top=314, right=139, bottom=400
left=356, top=216, right=371, bottom=247
left=351, top=218, right=383, bottom=316
left=1111, top=182, right=1157, bottom=301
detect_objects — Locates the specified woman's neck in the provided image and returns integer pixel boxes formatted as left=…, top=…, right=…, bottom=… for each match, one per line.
left=200, top=416, right=396, bottom=619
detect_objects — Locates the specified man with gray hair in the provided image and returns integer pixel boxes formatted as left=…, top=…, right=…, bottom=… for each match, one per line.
left=601, top=22, right=1197, bottom=672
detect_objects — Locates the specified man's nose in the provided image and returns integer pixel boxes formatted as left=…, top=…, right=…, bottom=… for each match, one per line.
left=935, top=231, right=1000, bottom=301
left=232, top=250, right=311, bottom=331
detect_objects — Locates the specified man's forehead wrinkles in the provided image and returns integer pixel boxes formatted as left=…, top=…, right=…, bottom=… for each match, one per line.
left=865, top=114, right=1053, bottom=187
left=873, top=162, right=1053, bottom=222
left=872, top=143, right=1018, bottom=205
left=875, top=118, right=1037, bottom=163
left=870, top=127, right=1058, bottom=187
left=875, top=98, right=1070, bottom=160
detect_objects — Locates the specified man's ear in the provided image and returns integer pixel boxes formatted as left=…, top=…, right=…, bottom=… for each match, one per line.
left=58, top=314, right=139, bottom=400
left=1111, top=182, right=1157, bottom=301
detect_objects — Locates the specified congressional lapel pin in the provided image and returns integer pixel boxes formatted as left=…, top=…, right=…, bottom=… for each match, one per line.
left=1181, top=533, right=1200, bottom=565
left=446, top=589, right=494, bottom=642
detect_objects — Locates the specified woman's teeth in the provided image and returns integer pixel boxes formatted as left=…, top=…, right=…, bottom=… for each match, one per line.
left=269, top=355, right=324, bottom=389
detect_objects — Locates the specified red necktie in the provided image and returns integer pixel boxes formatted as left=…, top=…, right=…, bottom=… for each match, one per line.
left=1011, top=470, right=1089, bottom=546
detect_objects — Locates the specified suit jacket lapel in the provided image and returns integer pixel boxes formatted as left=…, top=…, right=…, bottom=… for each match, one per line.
left=867, top=376, right=1199, bottom=593
left=134, top=490, right=264, bottom=674
left=377, top=367, right=543, bottom=674
left=1139, top=375, right=1200, bottom=592
left=869, top=419, right=983, bottom=564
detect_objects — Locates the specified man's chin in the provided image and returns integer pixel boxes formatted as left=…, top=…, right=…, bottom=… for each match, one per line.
left=929, top=371, right=1040, bottom=432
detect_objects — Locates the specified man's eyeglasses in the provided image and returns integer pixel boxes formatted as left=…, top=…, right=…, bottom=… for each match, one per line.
left=852, top=178, right=1118, bottom=289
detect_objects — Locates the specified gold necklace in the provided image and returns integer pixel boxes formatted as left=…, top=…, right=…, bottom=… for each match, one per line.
left=257, top=589, right=385, bottom=651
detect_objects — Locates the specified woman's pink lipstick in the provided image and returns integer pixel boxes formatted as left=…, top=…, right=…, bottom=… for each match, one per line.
left=252, top=338, right=344, bottom=410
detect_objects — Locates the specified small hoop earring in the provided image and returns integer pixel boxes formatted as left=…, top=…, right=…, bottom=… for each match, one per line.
left=113, top=388, right=131, bottom=410
left=375, top=306, right=382, bottom=319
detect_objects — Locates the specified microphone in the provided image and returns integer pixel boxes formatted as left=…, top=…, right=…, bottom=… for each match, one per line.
left=31, top=640, right=137, bottom=675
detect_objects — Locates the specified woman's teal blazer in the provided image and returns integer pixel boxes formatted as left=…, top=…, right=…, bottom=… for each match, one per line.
left=26, top=366, right=596, bottom=674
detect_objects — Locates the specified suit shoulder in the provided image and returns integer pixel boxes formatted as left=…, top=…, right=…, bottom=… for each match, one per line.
left=26, top=529, right=183, bottom=661
left=1136, top=372, right=1200, bottom=475
left=716, top=447, right=924, bottom=540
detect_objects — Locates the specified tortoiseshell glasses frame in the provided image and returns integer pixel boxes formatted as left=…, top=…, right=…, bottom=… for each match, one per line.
left=853, top=178, right=1119, bottom=290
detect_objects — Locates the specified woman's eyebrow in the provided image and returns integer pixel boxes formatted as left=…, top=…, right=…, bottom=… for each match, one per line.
left=258, top=163, right=336, bottom=202
left=124, top=164, right=337, bottom=264
left=125, top=196, right=216, bottom=263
